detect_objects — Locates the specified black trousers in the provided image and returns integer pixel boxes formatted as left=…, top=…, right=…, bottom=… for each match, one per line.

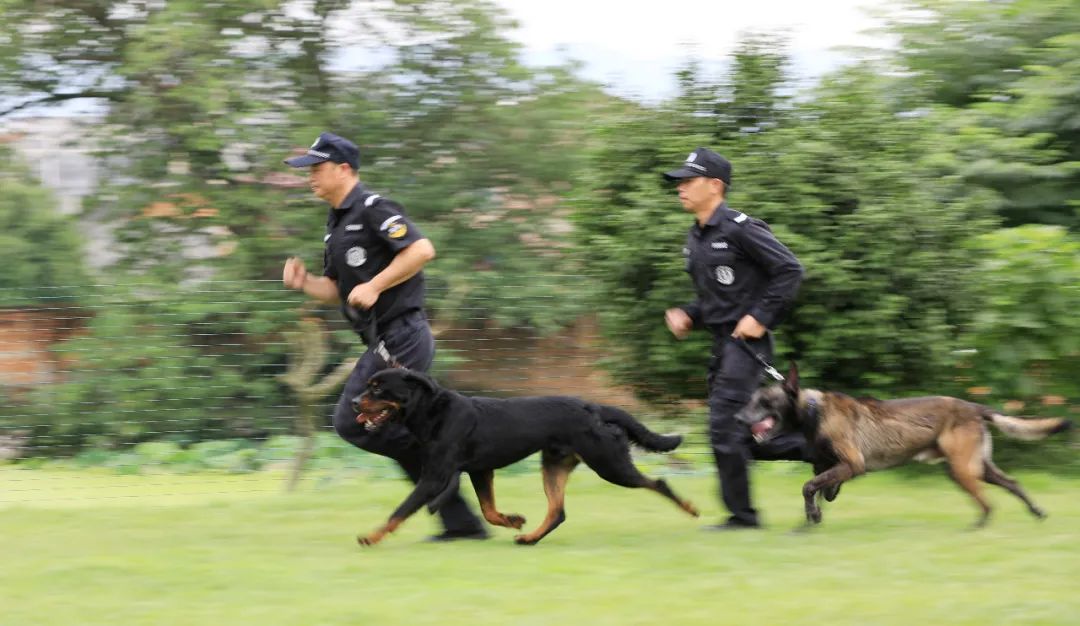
left=331, top=311, right=484, bottom=534
left=707, top=331, right=811, bottom=525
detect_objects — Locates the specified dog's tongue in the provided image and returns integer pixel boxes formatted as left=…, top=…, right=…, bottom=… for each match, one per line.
left=751, top=417, right=776, bottom=438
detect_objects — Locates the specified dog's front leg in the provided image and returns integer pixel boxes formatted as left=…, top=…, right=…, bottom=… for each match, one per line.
left=358, top=474, right=453, bottom=547
left=427, top=472, right=461, bottom=514
left=801, top=462, right=860, bottom=525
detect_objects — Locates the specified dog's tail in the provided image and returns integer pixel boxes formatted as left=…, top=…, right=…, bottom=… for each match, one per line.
left=597, top=405, right=682, bottom=452
left=983, top=411, right=1072, bottom=441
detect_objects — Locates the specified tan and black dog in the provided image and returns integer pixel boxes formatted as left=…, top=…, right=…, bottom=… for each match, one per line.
left=736, top=363, right=1071, bottom=528
left=351, top=368, right=699, bottom=546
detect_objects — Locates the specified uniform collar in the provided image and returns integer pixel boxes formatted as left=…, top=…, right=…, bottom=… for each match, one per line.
left=334, top=181, right=366, bottom=211
left=699, top=200, right=729, bottom=229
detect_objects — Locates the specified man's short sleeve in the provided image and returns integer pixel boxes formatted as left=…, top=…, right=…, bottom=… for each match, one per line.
left=364, top=199, right=424, bottom=252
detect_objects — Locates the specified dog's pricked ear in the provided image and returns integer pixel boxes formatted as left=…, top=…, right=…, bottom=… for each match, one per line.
left=402, top=370, right=438, bottom=395
left=783, top=361, right=800, bottom=396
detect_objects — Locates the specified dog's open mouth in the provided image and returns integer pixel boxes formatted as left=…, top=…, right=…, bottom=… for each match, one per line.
left=355, top=400, right=400, bottom=432
left=751, top=417, right=777, bottom=443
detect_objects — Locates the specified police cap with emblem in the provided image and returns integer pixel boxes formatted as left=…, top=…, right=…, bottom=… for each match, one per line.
left=663, top=147, right=732, bottom=186
left=284, top=132, right=360, bottom=170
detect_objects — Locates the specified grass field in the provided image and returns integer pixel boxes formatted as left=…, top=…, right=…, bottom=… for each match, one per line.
left=1, top=461, right=1077, bottom=626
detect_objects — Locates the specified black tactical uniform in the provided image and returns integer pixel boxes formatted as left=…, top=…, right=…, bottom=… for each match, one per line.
left=666, top=148, right=809, bottom=527
left=286, top=133, right=485, bottom=539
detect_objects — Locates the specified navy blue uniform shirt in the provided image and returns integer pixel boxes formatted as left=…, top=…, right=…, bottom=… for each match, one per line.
left=680, top=202, right=803, bottom=331
left=322, top=184, right=426, bottom=334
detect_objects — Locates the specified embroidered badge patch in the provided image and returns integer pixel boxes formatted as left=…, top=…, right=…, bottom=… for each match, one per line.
left=346, top=246, right=367, bottom=267
left=380, top=215, right=408, bottom=239
left=715, top=265, right=735, bottom=285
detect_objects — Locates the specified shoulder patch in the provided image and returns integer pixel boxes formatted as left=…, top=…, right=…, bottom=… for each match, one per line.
left=380, top=214, right=408, bottom=240
left=380, top=215, right=403, bottom=231
left=732, top=211, right=748, bottom=224
left=364, top=194, right=382, bottom=207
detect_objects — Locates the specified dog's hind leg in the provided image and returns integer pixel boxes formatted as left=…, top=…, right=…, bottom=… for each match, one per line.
left=468, top=470, right=526, bottom=529
left=575, top=438, right=698, bottom=517
left=940, top=425, right=993, bottom=528
left=982, top=460, right=1046, bottom=519
left=515, top=451, right=579, bottom=545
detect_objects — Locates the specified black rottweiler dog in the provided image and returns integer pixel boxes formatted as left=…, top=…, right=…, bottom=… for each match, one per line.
left=350, top=368, right=699, bottom=546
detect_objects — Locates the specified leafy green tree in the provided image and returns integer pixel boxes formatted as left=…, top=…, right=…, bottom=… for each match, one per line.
left=0, top=0, right=348, bottom=117
left=888, top=0, right=1080, bottom=228
left=0, top=144, right=90, bottom=305
left=751, top=66, right=999, bottom=392
left=963, top=225, right=1079, bottom=400
left=716, top=32, right=792, bottom=139
left=887, top=0, right=1077, bottom=108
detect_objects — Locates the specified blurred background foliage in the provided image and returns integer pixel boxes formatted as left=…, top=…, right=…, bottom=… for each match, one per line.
left=0, top=0, right=1076, bottom=465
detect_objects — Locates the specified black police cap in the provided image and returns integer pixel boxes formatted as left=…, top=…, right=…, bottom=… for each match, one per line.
left=284, top=132, right=360, bottom=170
left=663, top=147, right=732, bottom=186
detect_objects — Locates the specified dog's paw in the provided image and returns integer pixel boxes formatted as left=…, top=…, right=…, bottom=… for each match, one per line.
left=514, top=534, right=539, bottom=546
left=806, top=508, right=822, bottom=524
left=504, top=514, right=526, bottom=529
left=357, top=532, right=383, bottom=547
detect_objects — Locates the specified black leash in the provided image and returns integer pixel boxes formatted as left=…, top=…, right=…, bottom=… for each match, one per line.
left=343, top=306, right=404, bottom=368
left=732, top=337, right=785, bottom=382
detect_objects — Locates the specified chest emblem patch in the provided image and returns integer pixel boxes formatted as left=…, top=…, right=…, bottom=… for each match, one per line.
left=715, top=265, right=735, bottom=285
left=346, top=246, right=367, bottom=267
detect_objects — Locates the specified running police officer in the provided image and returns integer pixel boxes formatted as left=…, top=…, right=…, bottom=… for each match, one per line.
left=282, top=132, right=488, bottom=541
left=663, top=147, right=812, bottom=530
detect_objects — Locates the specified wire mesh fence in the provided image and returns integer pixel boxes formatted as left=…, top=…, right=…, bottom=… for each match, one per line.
left=0, top=280, right=717, bottom=504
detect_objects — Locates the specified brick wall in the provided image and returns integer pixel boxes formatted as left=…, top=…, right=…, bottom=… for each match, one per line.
left=0, top=309, right=86, bottom=388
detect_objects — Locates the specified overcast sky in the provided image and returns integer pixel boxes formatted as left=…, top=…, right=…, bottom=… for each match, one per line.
left=495, top=0, right=892, bottom=100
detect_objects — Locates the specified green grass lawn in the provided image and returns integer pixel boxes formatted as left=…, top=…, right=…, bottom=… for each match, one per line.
left=1, top=462, right=1077, bottom=626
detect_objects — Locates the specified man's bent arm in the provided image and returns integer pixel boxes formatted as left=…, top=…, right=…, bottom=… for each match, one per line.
left=369, top=238, right=436, bottom=294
